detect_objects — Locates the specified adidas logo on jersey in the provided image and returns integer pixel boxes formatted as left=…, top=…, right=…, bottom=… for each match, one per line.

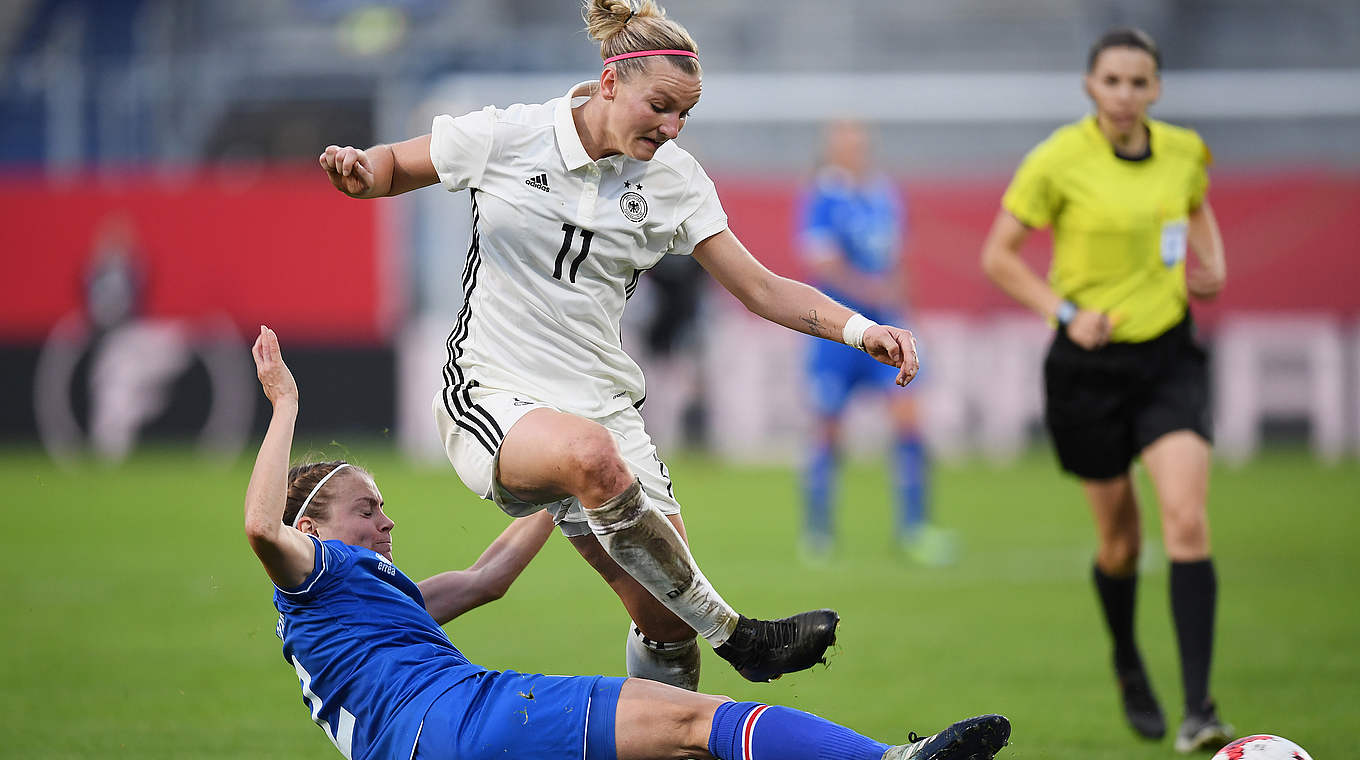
left=525, top=173, right=550, bottom=192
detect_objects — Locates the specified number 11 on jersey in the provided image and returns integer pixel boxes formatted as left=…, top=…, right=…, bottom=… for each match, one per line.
left=554, top=223, right=595, bottom=283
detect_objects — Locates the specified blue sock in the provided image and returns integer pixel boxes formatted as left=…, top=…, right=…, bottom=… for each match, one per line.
left=892, top=435, right=928, bottom=538
left=708, top=701, right=889, bottom=760
left=804, top=443, right=836, bottom=541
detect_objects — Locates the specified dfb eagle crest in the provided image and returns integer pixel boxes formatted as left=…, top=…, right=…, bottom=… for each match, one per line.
left=620, top=191, right=648, bottom=223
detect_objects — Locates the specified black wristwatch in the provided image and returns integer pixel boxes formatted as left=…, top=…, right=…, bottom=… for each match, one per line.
left=1055, top=300, right=1078, bottom=326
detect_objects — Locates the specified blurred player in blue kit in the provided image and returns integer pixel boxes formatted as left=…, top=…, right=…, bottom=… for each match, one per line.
left=798, top=121, right=954, bottom=564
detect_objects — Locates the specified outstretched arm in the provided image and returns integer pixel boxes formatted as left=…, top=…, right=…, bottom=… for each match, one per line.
left=243, top=326, right=317, bottom=590
left=418, top=510, right=556, bottom=626
left=693, top=229, right=919, bottom=385
left=319, top=135, right=438, bottom=199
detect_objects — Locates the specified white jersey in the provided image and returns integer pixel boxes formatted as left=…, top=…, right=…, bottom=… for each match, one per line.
left=430, top=81, right=728, bottom=423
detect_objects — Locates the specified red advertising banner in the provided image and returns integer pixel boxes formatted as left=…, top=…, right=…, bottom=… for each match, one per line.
left=0, top=168, right=392, bottom=343
left=718, top=171, right=1360, bottom=324
left=2, top=169, right=1356, bottom=344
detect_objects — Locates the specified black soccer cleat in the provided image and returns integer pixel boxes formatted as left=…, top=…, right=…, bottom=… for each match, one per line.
left=1116, top=662, right=1166, bottom=740
left=1174, top=701, right=1233, bottom=754
left=882, top=714, right=1012, bottom=760
left=714, top=609, right=839, bottom=683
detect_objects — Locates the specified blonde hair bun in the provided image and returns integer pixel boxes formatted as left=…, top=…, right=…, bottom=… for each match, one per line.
left=581, top=0, right=699, bottom=77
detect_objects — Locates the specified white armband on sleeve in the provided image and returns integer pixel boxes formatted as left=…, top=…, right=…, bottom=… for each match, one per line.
left=842, top=313, right=878, bottom=352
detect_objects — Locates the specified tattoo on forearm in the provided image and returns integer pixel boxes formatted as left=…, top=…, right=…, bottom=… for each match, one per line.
left=800, top=309, right=829, bottom=338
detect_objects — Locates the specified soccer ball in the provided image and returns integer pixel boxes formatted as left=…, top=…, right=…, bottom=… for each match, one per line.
left=1211, top=735, right=1313, bottom=760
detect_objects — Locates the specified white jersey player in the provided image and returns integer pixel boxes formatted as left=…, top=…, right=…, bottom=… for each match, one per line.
left=319, top=0, right=919, bottom=690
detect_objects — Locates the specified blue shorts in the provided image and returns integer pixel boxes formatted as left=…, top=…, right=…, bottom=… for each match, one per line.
left=807, top=338, right=919, bottom=418
left=413, top=670, right=626, bottom=760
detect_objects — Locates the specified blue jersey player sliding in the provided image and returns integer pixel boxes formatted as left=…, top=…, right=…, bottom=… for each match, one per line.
left=244, top=325, right=1011, bottom=760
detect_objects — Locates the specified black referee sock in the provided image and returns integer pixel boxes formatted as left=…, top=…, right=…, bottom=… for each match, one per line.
left=1093, top=564, right=1143, bottom=672
left=1171, top=558, right=1217, bottom=714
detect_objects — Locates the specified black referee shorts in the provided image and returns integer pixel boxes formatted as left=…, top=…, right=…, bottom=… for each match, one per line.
left=1043, top=314, right=1213, bottom=480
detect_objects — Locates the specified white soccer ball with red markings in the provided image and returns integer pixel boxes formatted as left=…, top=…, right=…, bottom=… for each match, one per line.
left=1211, top=735, right=1313, bottom=760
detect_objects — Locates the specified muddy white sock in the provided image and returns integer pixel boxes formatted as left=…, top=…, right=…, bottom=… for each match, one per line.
left=625, top=622, right=701, bottom=691
left=586, top=480, right=739, bottom=646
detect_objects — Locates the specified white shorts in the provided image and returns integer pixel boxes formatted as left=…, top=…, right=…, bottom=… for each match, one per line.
left=433, top=385, right=680, bottom=537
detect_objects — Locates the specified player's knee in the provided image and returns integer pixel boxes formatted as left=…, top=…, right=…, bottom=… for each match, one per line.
left=1162, top=507, right=1209, bottom=558
left=563, top=426, right=631, bottom=501
left=1097, top=533, right=1141, bottom=575
left=890, top=396, right=920, bottom=430
left=813, top=417, right=842, bottom=447
left=673, top=693, right=727, bottom=752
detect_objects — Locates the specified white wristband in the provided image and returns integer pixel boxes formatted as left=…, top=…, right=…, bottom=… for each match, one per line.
left=842, top=313, right=878, bottom=351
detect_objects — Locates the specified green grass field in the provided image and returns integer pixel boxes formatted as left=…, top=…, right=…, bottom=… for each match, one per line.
left=3, top=445, right=1356, bottom=759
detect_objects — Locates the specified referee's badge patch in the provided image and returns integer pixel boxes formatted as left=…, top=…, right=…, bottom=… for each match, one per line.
left=620, top=191, right=648, bottom=223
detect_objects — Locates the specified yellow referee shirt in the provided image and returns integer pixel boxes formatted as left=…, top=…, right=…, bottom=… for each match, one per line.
left=1002, top=115, right=1211, bottom=343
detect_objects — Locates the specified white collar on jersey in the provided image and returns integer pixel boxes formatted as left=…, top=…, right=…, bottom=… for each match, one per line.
left=555, top=80, right=626, bottom=174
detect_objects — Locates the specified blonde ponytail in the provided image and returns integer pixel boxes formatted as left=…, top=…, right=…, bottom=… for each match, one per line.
left=581, top=0, right=700, bottom=79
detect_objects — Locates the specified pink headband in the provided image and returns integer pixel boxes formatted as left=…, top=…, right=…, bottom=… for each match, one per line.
left=603, top=49, right=698, bottom=66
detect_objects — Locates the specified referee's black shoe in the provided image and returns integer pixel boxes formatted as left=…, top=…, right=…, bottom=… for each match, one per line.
left=1116, top=663, right=1166, bottom=740
left=882, top=714, right=1011, bottom=760
left=714, top=609, right=839, bottom=682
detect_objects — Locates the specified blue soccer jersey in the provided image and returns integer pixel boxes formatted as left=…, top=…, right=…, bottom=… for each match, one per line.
left=273, top=536, right=485, bottom=760
left=798, top=169, right=914, bottom=413
left=797, top=169, right=904, bottom=322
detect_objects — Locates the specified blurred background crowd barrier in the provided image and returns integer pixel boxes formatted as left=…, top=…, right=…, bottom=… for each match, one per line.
left=2, top=0, right=1358, bottom=464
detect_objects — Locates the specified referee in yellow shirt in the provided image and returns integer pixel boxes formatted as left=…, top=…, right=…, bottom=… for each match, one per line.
left=981, top=28, right=1231, bottom=753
